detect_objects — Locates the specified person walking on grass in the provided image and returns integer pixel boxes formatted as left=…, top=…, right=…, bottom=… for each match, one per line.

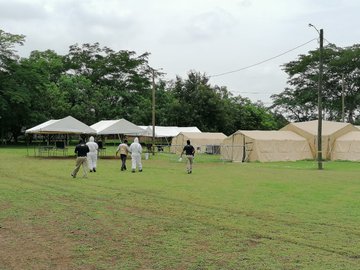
left=86, top=136, right=98, bottom=172
left=116, top=139, right=130, bottom=171
left=71, top=139, right=90, bottom=178
left=180, top=139, right=195, bottom=174
left=129, top=137, right=143, bottom=173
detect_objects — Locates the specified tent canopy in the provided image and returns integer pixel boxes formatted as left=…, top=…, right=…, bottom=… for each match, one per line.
left=221, top=130, right=313, bottom=162
left=25, top=116, right=96, bottom=134
left=91, top=119, right=144, bottom=135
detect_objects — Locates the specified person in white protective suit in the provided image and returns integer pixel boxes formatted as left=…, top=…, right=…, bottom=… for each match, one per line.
left=86, top=136, right=99, bottom=172
left=129, top=137, right=143, bottom=173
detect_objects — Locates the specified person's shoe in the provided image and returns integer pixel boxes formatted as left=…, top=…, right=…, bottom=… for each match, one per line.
left=139, top=169, right=142, bottom=172
left=90, top=170, right=93, bottom=172
left=132, top=170, right=135, bottom=173
left=121, top=168, right=124, bottom=171
left=71, top=173, right=76, bottom=178
left=93, top=168, right=96, bottom=172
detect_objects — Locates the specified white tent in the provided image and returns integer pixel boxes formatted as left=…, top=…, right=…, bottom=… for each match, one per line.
left=331, top=131, right=360, bottom=161
left=139, top=126, right=201, bottom=138
left=221, top=130, right=313, bottom=162
left=171, top=132, right=226, bottom=154
left=281, top=120, right=357, bottom=159
left=91, top=119, right=145, bottom=135
left=25, top=116, right=96, bottom=134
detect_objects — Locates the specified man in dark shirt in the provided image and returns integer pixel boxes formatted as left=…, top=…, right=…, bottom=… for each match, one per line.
left=180, top=139, right=195, bottom=174
left=71, top=140, right=90, bottom=178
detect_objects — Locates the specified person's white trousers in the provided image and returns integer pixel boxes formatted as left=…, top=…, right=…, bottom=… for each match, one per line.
left=87, top=152, right=97, bottom=170
left=131, top=154, right=142, bottom=171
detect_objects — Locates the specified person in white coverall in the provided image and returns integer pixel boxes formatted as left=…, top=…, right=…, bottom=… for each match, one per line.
left=86, top=136, right=99, bottom=172
left=129, top=137, right=142, bottom=173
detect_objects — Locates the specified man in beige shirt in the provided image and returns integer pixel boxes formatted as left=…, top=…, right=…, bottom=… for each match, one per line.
left=116, top=140, right=130, bottom=171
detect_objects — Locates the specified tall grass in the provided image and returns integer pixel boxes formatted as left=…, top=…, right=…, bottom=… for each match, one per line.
left=0, top=147, right=359, bottom=269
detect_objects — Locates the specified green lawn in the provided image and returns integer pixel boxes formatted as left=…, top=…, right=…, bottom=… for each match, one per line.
left=0, top=147, right=359, bottom=269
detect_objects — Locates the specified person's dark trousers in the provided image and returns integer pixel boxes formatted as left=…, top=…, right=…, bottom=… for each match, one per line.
left=120, top=154, right=127, bottom=170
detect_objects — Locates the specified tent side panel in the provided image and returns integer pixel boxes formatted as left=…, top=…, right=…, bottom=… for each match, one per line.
left=281, top=125, right=315, bottom=158
left=220, top=136, right=233, bottom=161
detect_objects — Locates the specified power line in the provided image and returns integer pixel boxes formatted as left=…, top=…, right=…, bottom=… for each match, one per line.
left=209, top=38, right=317, bottom=78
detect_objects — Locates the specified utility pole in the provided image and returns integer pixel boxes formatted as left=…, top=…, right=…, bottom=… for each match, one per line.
left=151, top=68, right=156, bottom=156
left=342, top=73, right=345, bottom=122
left=317, top=28, right=324, bottom=170
left=318, top=29, right=324, bottom=170
left=149, top=67, right=164, bottom=156
left=309, top=23, right=323, bottom=170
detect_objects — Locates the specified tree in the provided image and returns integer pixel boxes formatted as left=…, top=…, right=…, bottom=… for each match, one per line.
left=63, top=43, right=152, bottom=123
left=167, top=71, right=283, bottom=134
left=0, top=30, right=25, bottom=141
left=271, top=44, right=360, bottom=123
left=0, top=29, right=25, bottom=70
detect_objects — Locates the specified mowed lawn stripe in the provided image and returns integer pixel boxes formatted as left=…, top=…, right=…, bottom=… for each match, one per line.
left=0, top=148, right=359, bottom=269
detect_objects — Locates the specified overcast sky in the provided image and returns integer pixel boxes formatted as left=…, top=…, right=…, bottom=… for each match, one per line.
left=1, top=0, right=359, bottom=104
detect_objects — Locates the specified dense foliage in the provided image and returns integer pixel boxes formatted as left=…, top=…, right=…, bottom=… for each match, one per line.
left=0, top=29, right=288, bottom=142
left=271, top=44, right=360, bottom=123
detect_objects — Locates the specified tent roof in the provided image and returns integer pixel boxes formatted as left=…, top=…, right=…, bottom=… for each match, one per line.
left=177, top=127, right=201, bottom=133
left=335, top=131, right=360, bottom=141
left=283, top=120, right=352, bottom=136
left=234, top=130, right=308, bottom=141
left=139, top=126, right=201, bottom=137
left=25, top=116, right=96, bottom=134
left=91, top=119, right=144, bottom=135
left=179, top=132, right=226, bottom=140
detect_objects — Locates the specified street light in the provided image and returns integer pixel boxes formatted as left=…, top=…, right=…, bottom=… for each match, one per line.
left=309, top=23, right=324, bottom=170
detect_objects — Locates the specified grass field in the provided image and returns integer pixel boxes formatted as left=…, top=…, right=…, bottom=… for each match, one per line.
left=0, top=147, right=359, bottom=270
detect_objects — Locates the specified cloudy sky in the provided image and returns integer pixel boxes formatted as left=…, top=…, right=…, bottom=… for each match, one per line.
left=1, top=0, right=359, bottom=104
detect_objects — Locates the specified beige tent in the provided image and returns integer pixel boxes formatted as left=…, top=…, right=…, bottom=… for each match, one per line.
left=171, top=132, right=226, bottom=154
left=281, top=120, right=357, bottom=159
left=331, top=131, right=360, bottom=161
left=221, top=130, right=313, bottom=162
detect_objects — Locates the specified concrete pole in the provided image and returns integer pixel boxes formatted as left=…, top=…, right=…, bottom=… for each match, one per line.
left=317, top=29, right=324, bottom=170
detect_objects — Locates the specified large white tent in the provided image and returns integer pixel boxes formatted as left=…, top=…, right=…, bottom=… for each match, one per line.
left=91, top=119, right=144, bottom=135
left=281, top=120, right=357, bottom=159
left=221, top=130, right=313, bottom=162
left=171, top=132, right=226, bottom=154
left=331, top=131, right=360, bottom=161
left=25, top=116, right=96, bottom=134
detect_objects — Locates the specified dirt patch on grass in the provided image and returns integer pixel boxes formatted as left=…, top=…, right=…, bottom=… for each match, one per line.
left=0, top=219, right=76, bottom=270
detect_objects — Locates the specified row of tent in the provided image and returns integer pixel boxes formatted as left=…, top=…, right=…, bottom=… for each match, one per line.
left=25, top=116, right=360, bottom=162
left=25, top=116, right=227, bottom=154
left=25, top=116, right=202, bottom=137
left=221, top=120, right=360, bottom=162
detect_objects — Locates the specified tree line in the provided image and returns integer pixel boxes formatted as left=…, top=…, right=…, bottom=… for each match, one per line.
left=1, top=29, right=359, bottom=143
